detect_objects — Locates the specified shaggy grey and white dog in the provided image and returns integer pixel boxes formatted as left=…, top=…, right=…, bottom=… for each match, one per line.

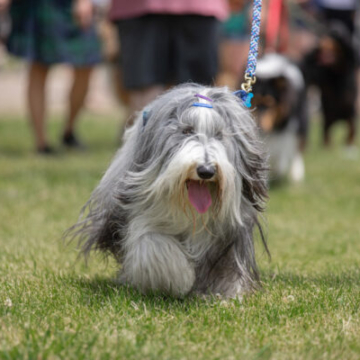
left=68, top=83, right=269, bottom=298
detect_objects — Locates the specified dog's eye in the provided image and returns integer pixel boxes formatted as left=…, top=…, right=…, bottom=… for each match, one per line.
left=215, top=131, right=223, bottom=140
left=182, top=127, right=195, bottom=136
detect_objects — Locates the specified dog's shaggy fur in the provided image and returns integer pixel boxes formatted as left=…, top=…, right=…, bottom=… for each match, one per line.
left=67, top=83, right=269, bottom=298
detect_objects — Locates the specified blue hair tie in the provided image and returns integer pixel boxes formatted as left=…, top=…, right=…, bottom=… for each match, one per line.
left=191, top=102, right=213, bottom=109
left=191, top=94, right=213, bottom=108
left=143, top=110, right=151, bottom=128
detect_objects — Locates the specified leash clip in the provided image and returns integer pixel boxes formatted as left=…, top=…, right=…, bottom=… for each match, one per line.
left=241, top=74, right=257, bottom=93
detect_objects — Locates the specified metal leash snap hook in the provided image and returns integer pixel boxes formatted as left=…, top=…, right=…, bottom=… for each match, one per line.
left=241, top=74, right=257, bottom=93
left=233, top=0, right=262, bottom=107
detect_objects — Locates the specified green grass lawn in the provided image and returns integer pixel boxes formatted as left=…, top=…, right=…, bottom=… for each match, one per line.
left=1, top=114, right=360, bottom=360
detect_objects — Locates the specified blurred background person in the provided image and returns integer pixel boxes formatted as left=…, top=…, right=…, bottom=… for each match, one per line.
left=93, top=0, right=130, bottom=114
left=0, top=0, right=10, bottom=68
left=216, top=0, right=251, bottom=90
left=1, top=0, right=101, bottom=154
left=317, top=0, right=358, bottom=35
left=287, top=0, right=319, bottom=62
left=109, top=0, right=229, bottom=126
left=297, top=0, right=359, bottom=149
left=301, top=21, right=359, bottom=148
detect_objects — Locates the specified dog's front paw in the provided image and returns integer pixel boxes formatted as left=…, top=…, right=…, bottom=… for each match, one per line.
left=122, top=234, right=195, bottom=297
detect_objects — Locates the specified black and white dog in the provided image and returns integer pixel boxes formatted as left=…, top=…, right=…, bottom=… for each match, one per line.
left=68, top=84, right=269, bottom=298
left=253, top=54, right=308, bottom=183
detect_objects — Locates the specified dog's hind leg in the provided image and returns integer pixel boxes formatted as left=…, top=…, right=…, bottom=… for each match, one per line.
left=289, top=152, right=305, bottom=183
left=323, top=119, right=332, bottom=147
left=121, top=231, right=195, bottom=297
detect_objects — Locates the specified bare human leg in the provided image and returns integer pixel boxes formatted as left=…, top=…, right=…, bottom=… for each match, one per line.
left=63, top=66, right=93, bottom=147
left=323, top=120, right=332, bottom=147
left=27, top=61, right=51, bottom=152
left=117, top=85, right=165, bottom=139
left=346, top=118, right=356, bottom=146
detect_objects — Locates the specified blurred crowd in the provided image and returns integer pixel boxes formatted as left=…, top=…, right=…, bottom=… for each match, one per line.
left=0, top=0, right=359, bottom=155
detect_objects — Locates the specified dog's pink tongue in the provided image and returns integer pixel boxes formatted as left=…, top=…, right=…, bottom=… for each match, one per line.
left=187, top=180, right=212, bottom=214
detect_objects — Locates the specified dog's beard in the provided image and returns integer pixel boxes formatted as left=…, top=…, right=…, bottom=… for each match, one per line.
left=158, top=164, right=221, bottom=220
left=146, top=139, right=241, bottom=232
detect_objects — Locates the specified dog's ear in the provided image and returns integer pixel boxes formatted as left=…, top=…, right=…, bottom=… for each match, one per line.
left=64, top=198, right=126, bottom=261
left=240, top=154, right=268, bottom=212
left=64, top=120, right=141, bottom=259
left=209, top=90, right=268, bottom=212
left=228, top=104, right=268, bottom=212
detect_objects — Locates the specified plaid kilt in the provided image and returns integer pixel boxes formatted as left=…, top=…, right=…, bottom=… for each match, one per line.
left=7, top=0, right=101, bottom=66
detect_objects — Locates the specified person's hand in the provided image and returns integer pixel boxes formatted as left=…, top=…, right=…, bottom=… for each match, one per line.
left=73, top=0, right=94, bottom=30
left=0, top=0, right=11, bottom=14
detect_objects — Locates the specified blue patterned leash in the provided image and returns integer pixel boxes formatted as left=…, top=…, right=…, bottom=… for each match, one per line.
left=234, top=0, right=262, bottom=108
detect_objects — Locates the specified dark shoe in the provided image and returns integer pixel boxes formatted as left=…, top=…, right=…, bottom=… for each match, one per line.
left=37, top=145, right=56, bottom=155
left=62, top=132, right=85, bottom=150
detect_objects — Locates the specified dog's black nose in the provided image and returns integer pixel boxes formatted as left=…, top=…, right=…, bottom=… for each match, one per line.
left=197, top=165, right=216, bottom=180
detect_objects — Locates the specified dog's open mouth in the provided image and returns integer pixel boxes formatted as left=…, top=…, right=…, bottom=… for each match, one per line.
left=186, top=180, right=212, bottom=214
